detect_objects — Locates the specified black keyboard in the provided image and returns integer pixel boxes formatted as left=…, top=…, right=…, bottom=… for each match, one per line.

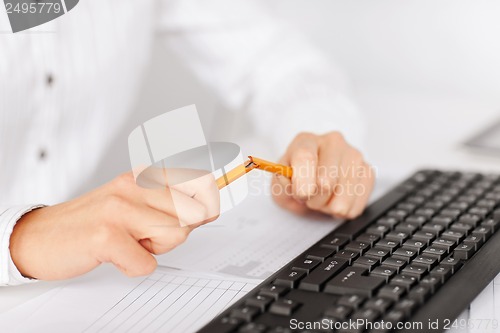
left=198, top=170, right=500, bottom=333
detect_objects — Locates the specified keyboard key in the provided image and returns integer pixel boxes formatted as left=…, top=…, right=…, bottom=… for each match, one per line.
left=325, top=267, right=385, bottom=297
left=306, top=247, right=336, bottom=261
left=391, top=255, right=411, bottom=264
left=239, top=323, right=267, bottom=333
left=440, top=208, right=461, bottom=219
left=212, top=317, right=244, bottom=333
left=269, top=299, right=301, bottom=316
left=393, top=299, right=418, bottom=317
left=391, top=274, right=418, bottom=290
left=334, top=250, right=359, bottom=264
left=397, top=202, right=417, bottom=213
left=415, top=208, right=436, bottom=218
left=441, top=230, right=465, bottom=244
left=345, top=241, right=371, bottom=255
left=468, top=207, right=490, bottom=219
left=412, top=231, right=436, bottom=245
left=375, top=239, right=399, bottom=252
left=366, top=225, right=390, bottom=237
left=472, top=226, right=492, bottom=241
left=324, top=304, right=352, bottom=320
left=403, top=239, right=427, bottom=253
left=385, top=231, right=410, bottom=244
left=395, top=222, right=419, bottom=235
left=230, top=306, right=260, bottom=322
left=412, top=255, right=438, bottom=270
left=364, top=297, right=393, bottom=313
left=274, top=269, right=306, bottom=288
left=453, top=243, right=476, bottom=260
left=267, top=327, right=292, bottom=333
left=299, top=258, right=348, bottom=292
left=422, top=223, right=445, bottom=236
left=291, top=257, right=321, bottom=273
left=350, top=308, right=380, bottom=326
left=482, top=218, right=500, bottom=233
left=245, top=295, right=273, bottom=311
left=356, top=233, right=380, bottom=246
left=393, top=247, right=418, bottom=260
left=458, top=214, right=482, bottom=228
left=463, top=234, right=484, bottom=251
left=321, top=235, right=349, bottom=251
left=259, top=285, right=289, bottom=300
left=448, top=201, right=470, bottom=212
left=424, top=201, right=445, bottom=211
left=450, top=222, right=473, bottom=235
left=420, top=276, right=442, bottom=293
left=378, top=284, right=406, bottom=301
left=408, top=285, right=432, bottom=304
left=382, top=257, right=407, bottom=272
left=353, top=256, right=379, bottom=272
left=383, top=310, right=406, bottom=324
left=422, top=246, right=447, bottom=261
left=407, top=195, right=425, bottom=205
left=371, top=265, right=397, bottom=282
left=405, top=215, right=428, bottom=227
left=440, top=256, right=463, bottom=273
left=432, top=238, right=456, bottom=252
left=401, top=264, right=428, bottom=280
left=376, top=217, right=400, bottom=229
left=387, top=209, right=409, bottom=221
left=365, top=247, right=391, bottom=261
left=430, top=216, right=454, bottom=228
left=430, top=265, right=453, bottom=283
left=476, top=199, right=497, bottom=210
left=338, top=294, right=366, bottom=310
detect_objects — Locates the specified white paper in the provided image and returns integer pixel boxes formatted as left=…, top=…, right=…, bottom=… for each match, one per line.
left=0, top=266, right=259, bottom=333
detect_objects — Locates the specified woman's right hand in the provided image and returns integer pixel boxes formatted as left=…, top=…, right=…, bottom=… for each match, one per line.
left=9, top=171, right=220, bottom=281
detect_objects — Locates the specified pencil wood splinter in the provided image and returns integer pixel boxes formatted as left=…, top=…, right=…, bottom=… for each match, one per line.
left=216, top=156, right=293, bottom=190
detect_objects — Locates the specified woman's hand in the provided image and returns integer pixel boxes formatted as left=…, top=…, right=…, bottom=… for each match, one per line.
left=272, top=131, right=375, bottom=219
left=10, top=171, right=220, bottom=280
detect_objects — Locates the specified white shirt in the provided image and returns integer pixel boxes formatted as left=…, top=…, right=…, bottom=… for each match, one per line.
left=0, top=0, right=363, bottom=286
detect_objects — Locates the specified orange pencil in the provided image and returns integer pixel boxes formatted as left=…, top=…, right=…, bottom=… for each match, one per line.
left=216, top=156, right=293, bottom=190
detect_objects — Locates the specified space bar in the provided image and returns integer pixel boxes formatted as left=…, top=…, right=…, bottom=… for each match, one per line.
left=324, top=267, right=385, bottom=297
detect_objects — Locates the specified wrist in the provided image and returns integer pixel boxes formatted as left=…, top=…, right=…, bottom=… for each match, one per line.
left=10, top=207, right=45, bottom=279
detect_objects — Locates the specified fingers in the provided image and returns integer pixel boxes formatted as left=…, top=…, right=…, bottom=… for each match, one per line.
left=272, top=131, right=375, bottom=220
left=171, top=172, right=220, bottom=224
left=101, top=231, right=158, bottom=277
left=347, top=161, right=375, bottom=218
left=287, top=133, right=319, bottom=201
left=130, top=171, right=221, bottom=227
left=271, top=174, right=309, bottom=215
left=306, top=136, right=344, bottom=211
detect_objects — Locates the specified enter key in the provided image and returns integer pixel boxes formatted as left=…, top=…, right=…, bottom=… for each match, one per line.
left=324, top=266, right=385, bottom=297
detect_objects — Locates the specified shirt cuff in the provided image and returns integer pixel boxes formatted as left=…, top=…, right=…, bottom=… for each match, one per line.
left=0, top=205, right=45, bottom=286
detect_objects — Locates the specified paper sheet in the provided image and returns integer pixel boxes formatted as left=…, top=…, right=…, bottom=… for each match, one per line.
left=0, top=266, right=259, bottom=333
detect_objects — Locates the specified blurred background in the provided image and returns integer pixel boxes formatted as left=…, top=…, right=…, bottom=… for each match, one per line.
left=87, top=0, right=500, bottom=195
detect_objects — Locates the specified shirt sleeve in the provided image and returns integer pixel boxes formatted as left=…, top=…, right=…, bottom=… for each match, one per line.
left=0, top=205, right=44, bottom=286
left=155, top=0, right=365, bottom=155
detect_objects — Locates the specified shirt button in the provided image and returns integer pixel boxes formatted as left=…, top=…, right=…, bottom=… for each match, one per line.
left=39, top=149, right=47, bottom=160
left=46, top=74, right=54, bottom=86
